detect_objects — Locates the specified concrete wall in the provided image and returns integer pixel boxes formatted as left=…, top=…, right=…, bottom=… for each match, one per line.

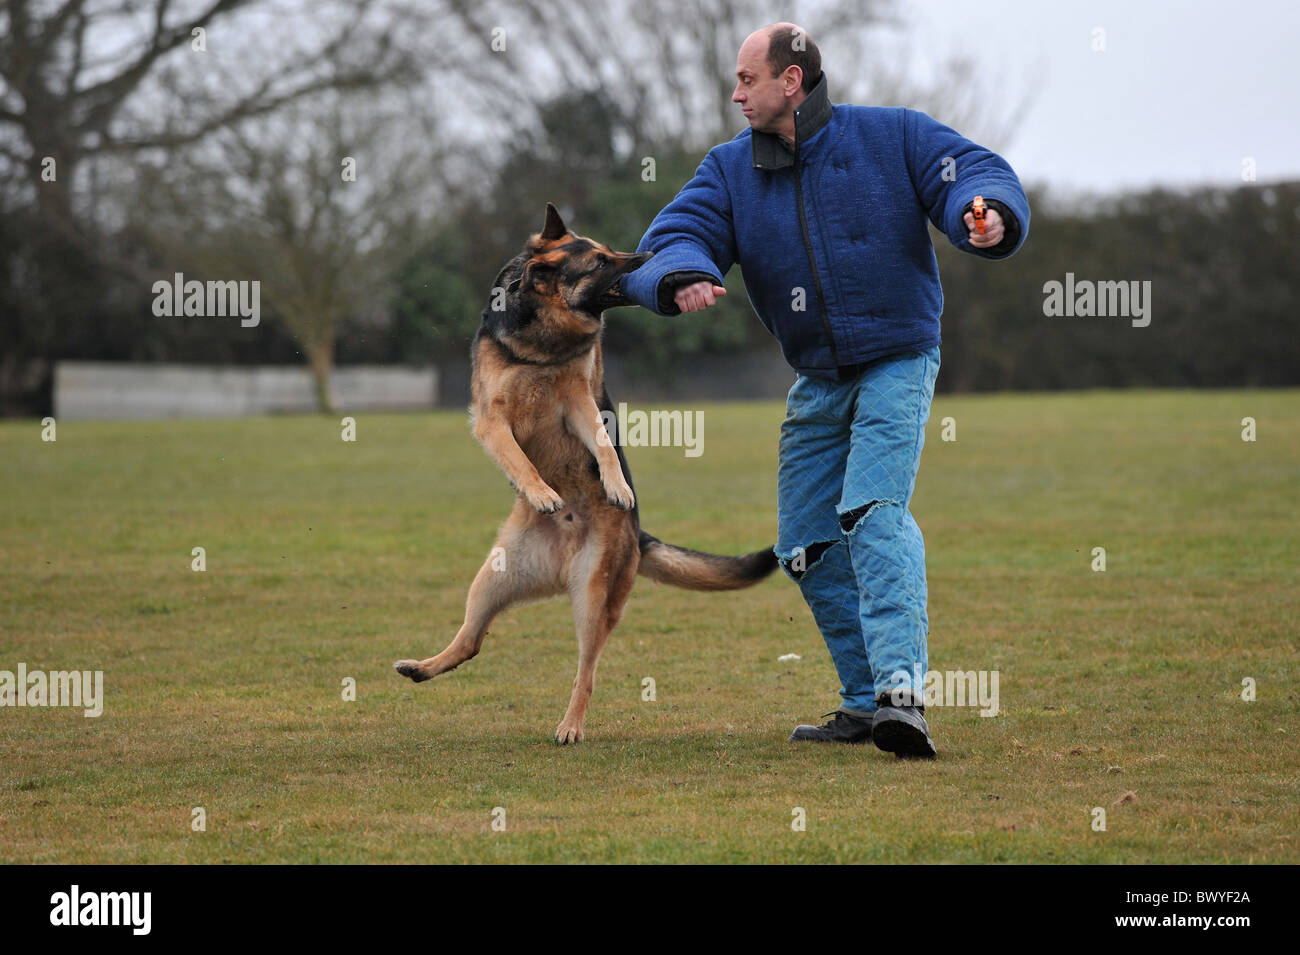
left=604, top=349, right=796, bottom=403
left=54, top=362, right=436, bottom=420
left=434, top=348, right=797, bottom=408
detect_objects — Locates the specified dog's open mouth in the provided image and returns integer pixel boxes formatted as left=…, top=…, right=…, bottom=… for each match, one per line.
left=599, top=280, right=631, bottom=309
left=597, top=252, right=652, bottom=310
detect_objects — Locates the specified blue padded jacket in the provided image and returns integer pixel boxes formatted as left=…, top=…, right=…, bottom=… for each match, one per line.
left=621, top=74, right=1030, bottom=378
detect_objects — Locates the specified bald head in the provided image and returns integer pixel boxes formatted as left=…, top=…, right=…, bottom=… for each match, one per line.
left=746, top=22, right=821, bottom=94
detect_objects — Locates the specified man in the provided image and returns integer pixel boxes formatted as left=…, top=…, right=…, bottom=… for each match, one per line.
left=621, top=23, right=1028, bottom=757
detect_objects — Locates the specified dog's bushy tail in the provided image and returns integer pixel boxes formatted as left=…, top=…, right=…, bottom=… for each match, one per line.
left=637, top=531, right=777, bottom=591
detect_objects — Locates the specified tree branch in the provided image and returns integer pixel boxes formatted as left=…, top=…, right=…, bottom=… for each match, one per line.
left=72, top=0, right=250, bottom=135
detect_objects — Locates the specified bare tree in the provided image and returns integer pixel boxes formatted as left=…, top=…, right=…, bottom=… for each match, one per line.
left=427, top=0, right=1021, bottom=161
left=0, top=0, right=431, bottom=412
left=0, top=1, right=417, bottom=245
left=130, top=94, right=443, bottom=410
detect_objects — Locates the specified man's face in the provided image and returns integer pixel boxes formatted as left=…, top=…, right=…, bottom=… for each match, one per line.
left=731, top=34, right=796, bottom=136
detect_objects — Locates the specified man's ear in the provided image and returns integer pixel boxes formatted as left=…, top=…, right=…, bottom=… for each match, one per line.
left=784, top=65, right=802, bottom=96
left=540, top=202, right=568, bottom=241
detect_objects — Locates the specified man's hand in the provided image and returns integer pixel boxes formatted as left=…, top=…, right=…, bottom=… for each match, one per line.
left=674, top=281, right=727, bottom=313
left=963, top=206, right=1004, bottom=249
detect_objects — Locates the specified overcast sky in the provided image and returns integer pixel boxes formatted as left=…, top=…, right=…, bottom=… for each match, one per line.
left=895, top=0, right=1299, bottom=194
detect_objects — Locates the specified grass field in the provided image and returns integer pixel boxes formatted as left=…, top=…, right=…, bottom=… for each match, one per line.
left=1, top=389, right=1297, bottom=863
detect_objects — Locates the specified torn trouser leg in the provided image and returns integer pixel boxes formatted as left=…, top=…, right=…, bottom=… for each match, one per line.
left=777, top=538, right=877, bottom=715
left=839, top=345, right=941, bottom=702
left=776, top=374, right=877, bottom=715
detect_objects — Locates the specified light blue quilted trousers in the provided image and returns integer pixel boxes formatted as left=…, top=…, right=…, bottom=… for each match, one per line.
left=775, top=346, right=941, bottom=715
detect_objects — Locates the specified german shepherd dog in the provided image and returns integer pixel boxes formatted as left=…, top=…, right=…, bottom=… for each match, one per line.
left=394, top=204, right=776, bottom=743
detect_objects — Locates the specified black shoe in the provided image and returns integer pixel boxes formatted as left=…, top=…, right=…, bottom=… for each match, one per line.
left=789, top=710, right=874, bottom=744
left=871, top=690, right=937, bottom=758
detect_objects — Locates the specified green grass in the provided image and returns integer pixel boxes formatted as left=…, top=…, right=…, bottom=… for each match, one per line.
left=1, top=389, right=1297, bottom=863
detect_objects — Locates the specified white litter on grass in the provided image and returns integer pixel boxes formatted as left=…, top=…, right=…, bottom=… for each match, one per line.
left=778, top=653, right=802, bottom=662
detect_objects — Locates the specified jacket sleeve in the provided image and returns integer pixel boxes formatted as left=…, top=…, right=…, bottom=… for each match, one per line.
left=622, top=149, right=738, bottom=315
left=904, top=108, right=1030, bottom=260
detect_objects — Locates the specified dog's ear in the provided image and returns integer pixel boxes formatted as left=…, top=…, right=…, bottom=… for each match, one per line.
left=519, top=257, right=556, bottom=293
left=540, top=203, right=568, bottom=241
left=518, top=246, right=565, bottom=294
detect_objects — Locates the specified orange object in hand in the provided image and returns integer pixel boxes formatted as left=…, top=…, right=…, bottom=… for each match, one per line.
left=972, top=195, right=986, bottom=235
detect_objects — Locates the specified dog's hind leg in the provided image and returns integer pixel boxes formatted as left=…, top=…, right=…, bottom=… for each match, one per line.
left=554, top=530, right=639, bottom=744
left=394, top=517, right=560, bottom=683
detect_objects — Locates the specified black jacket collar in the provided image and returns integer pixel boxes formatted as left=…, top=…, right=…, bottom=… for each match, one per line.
left=750, top=72, right=832, bottom=170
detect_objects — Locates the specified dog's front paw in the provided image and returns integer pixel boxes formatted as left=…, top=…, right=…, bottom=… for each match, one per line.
left=604, top=479, right=635, bottom=511
left=526, top=484, right=565, bottom=514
